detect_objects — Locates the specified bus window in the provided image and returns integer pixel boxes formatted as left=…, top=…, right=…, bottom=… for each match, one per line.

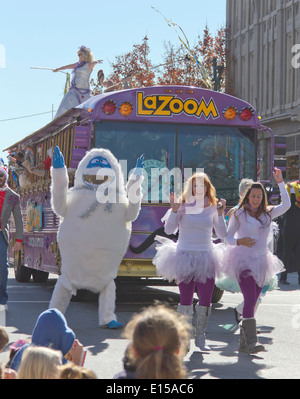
left=94, top=121, right=175, bottom=202
left=177, top=125, right=256, bottom=206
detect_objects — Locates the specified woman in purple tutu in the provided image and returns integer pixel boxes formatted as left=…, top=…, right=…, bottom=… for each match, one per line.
left=153, top=172, right=227, bottom=351
left=223, top=167, right=290, bottom=354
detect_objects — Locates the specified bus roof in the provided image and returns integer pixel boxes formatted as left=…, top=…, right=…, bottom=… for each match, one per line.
left=4, top=107, right=83, bottom=152
left=79, top=85, right=261, bottom=128
left=5, top=85, right=261, bottom=151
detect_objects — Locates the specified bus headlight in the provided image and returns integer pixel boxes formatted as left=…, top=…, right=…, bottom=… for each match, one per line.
left=119, top=102, right=133, bottom=116
left=223, top=106, right=238, bottom=120
left=102, top=100, right=116, bottom=115
left=239, top=107, right=254, bottom=121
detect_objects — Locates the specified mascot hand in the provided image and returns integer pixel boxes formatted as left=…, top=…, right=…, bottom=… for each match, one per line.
left=134, top=154, right=144, bottom=176
left=52, top=146, right=65, bottom=169
left=135, top=154, right=144, bottom=169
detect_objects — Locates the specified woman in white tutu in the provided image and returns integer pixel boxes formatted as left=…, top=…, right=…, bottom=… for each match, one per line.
left=153, top=172, right=227, bottom=351
left=223, top=167, right=290, bottom=354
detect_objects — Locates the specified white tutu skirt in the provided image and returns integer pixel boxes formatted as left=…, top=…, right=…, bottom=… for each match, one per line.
left=152, top=236, right=223, bottom=285
left=220, top=244, right=285, bottom=288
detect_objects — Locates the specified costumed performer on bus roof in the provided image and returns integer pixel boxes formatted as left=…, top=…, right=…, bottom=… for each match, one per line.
left=48, top=146, right=144, bottom=328
left=53, top=46, right=102, bottom=119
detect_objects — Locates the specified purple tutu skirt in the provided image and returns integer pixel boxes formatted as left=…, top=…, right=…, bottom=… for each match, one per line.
left=221, top=244, right=285, bottom=288
left=152, top=236, right=223, bottom=285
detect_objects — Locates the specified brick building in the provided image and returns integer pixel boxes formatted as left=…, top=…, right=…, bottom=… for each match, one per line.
left=226, top=0, right=300, bottom=180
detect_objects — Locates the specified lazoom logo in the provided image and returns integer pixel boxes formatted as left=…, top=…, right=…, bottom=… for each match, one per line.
left=137, top=92, right=219, bottom=120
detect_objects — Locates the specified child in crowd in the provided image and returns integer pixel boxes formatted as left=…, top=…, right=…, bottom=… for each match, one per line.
left=0, top=326, right=8, bottom=379
left=10, top=308, right=83, bottom=371
left=59, top=363, right=97, bottom=379
left=0, top=326, right=19, bottom=379
left=17, top=346, right=62, bottom=379
left=0, top=325, right=8, bottom=352
left=114, top=304, right=191, bottom=379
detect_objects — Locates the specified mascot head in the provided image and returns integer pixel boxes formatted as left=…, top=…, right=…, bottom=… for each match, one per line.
left=74, top=148, right=126, bottom=196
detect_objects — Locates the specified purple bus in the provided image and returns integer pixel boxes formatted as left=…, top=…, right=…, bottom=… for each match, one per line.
left=6, top=85, right=269, bottom=292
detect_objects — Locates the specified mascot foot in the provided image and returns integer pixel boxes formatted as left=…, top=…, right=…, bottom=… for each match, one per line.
left=101, top=320, right=123, bottom=329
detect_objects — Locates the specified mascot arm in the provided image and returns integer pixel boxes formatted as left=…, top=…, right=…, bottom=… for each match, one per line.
left=50, top=166, right=69, bottom=217
left=126, top=155, right=144, bottom=222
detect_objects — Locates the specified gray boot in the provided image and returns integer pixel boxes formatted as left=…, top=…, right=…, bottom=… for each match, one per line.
left=177, top=304, right=194, bottom=321
left=177, top=304, right=194, bottom=353
left=195, top=305, right=212, bottom=351
left=239, top=318, right=265, bottom=354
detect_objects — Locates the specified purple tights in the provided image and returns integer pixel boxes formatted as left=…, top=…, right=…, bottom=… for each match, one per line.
left=239, top=272, right=263, bottom=318
left=178, top=278, right=215, bottom=307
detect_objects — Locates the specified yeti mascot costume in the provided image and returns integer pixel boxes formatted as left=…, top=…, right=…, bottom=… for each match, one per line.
left=49, top=146, right=144, bottom=328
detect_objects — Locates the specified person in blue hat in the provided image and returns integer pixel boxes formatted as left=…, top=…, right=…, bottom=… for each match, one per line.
left=10, top=309, right=83, bottom=371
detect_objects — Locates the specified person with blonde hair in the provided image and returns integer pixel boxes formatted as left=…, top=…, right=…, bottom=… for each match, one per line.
left=114, top=304, right=191, bottom=379
left=17, top=346, right=62, bottom=379
left=53, top=45, right=102, bottom=118
left=153, top=172, right=227, bottom=351
left=226, top=178, right=254, bottom=221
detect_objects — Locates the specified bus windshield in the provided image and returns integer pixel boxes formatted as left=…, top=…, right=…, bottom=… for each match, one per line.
left=94, top=121, right=256, bottom=206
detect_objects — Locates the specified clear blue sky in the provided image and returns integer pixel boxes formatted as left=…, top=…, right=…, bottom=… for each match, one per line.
left=0, top=0, right=226, bottom=162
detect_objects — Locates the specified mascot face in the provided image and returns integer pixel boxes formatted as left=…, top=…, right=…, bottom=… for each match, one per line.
left=74, top=148, right=126, bottom=195
left=83, top=155, right=114, bottom=189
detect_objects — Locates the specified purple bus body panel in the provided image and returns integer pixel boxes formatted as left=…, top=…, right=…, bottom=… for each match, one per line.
left=125, top=206, right=170, bottom=258
left=132, top=206, right=168, bottom=231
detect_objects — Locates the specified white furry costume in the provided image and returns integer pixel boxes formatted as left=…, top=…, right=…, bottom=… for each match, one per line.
left=49, top=148, right=143, bottom=326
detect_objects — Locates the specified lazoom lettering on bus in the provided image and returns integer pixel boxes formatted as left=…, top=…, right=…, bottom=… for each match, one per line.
left=137, top=92, right=219, bottom=119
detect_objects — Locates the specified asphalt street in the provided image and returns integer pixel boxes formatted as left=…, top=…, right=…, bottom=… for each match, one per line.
left=1, top=267, right=300, bottom=379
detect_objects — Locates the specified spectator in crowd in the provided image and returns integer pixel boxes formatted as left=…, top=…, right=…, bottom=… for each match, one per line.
left=0, top=326, right=18, bottom=379
left=17, top=346, right=62, bottom=379
left=279, top=181, right=300, bottom=284
left=10, top=308, right=83, bottom=371
left=0, top=164, right=23, bottom=310
left=114, top=304, right=191, bottom=379
left=0, top=325, right=8, bottom=352
left=59, top=363, right=97, bottom=379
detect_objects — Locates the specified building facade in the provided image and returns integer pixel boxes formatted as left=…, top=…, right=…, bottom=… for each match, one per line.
left=226, top=0, right=300, bottom=180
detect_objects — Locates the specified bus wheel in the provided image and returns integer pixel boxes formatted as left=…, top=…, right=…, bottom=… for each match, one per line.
left=211, top=285, right=224, bottom=303
left=14, top=251, right=32, bottom=282
left=32, top=269, right=49, bottom=283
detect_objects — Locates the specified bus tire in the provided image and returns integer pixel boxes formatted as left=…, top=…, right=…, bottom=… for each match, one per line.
left=211, top=285, right=224, bottom=303
left=32, top=269, right=49, bottom=283
left=14, top=251, right=32, bottom=283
